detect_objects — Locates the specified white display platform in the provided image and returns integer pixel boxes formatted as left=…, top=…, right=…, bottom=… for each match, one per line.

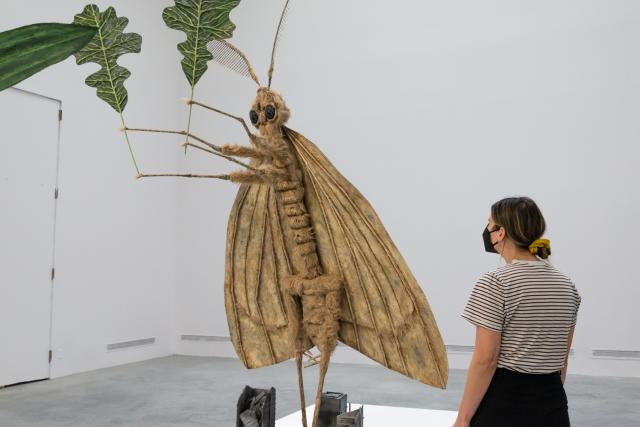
left=276, top=403, right=458, bottom=426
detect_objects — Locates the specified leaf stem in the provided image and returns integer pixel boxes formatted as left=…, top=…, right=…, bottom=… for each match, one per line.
left=119, top=114, right=140, bottom=175
left=184, top=85, right=195, bottom=154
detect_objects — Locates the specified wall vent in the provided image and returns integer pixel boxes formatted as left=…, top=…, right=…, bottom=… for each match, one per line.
left=181, top=335, right=230, bottom=342
left=592, top=349, right=640, bottom=360
left=446, top=345, right=475, bottom=353
left=107, top=337, right=155, bottom=351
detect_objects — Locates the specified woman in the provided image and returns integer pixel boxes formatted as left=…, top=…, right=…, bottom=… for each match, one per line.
left=453, top=197, right=581, bottom=427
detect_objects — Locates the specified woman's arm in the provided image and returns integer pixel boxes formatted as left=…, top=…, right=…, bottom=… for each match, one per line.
left=453, top=326, right=502, bottom=427
left=560, top=326, right=575, bottom=384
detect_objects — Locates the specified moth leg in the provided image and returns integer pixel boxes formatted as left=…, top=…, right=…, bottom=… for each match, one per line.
left=220, top=131, right=279, bottom=160
left=216, top=133, right=289, bottom=165
left=124, top=127, right=220, bottom=150
left=137, top=173, right=230, bottom=180
left=226, top=170, right=258, bottom=184
left=283, top=291, right=309, bottom=427
left=219, top=143, right=268, bottom=159
left=229, top=166, right=288, bottom=184
left=123, top=127, right=258, bottom=171
left=181, top=143, right=259, bottom=171
left=285, top=273, right=343, bottom=427
left=311, top=351, right=332, bottom=427
left=295, top=349, right=309, bottom=427
left=187, top=99, right=253, bottom=138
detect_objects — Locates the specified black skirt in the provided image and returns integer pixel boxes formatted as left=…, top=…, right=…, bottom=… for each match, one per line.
left=470, top=367, right=570, bottom=427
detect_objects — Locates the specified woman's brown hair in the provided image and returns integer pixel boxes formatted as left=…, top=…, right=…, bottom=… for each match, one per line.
left=491, top=196, right=550, bottom=259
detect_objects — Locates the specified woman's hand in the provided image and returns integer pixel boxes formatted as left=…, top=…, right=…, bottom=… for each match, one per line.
left=452, top=416, right=470, bottom=427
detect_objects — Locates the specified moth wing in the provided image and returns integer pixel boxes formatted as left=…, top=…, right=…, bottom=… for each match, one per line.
left=284, top=126, right=448, bottom=388
left=224, top=182, right=311, bottom=369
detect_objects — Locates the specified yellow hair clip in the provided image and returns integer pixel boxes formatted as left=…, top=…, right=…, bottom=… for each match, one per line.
left=529, top=238, right=551, bottom=255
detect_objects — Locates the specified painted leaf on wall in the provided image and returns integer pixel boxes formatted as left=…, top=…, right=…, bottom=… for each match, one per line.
left=73, top=4, right=142, bottom=113
left=162, top=0, right=240, bottom=87
left=0, top=23, right=97, bottom=92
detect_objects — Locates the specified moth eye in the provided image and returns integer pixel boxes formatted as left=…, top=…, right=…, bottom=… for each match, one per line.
left=249, top=110, right=259, bottom=125
left=265, top=105, right=276, bottom=121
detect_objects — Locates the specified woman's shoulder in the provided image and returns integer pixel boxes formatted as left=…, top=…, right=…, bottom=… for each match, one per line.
left=485, top=258, right=551, bottom=281
left=488, top=261, right=524, bottom=279
left=476, top=269, right=504, bottom=288
left=490, top=260, right=580, bottom=294
left=478, top=258, right=574, bottom=281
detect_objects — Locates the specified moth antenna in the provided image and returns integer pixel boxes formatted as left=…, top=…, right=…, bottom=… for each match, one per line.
left=267, top=0, right=292, bottom=88
left=207, top=39, right=261, bottom=86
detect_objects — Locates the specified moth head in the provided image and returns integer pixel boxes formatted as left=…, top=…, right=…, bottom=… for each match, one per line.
left=207, top=1, right=292, bottom=135
left=249, top=87, right=290, bottom=133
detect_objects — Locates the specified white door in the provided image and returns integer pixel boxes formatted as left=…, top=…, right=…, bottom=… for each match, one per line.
left=0, top=87, right=60, bottom=386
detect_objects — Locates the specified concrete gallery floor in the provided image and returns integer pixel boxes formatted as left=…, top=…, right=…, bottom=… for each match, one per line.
left=1, top=356, right=639, bottom=426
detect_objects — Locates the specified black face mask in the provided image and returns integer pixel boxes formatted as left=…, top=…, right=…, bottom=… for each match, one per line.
left=483, top=226, right=501, bottom=253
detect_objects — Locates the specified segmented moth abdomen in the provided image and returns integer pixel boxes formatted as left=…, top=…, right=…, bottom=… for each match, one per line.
left=275, top=178, right=323, bottom=279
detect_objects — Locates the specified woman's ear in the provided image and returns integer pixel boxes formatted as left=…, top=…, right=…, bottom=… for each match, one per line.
left=494, top=226, right=506, bottom=245
left=498, top=226, right=506, bottom=240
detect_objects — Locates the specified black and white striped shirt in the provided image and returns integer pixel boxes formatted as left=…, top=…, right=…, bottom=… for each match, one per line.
left=462, top=257, right=581, bottom=373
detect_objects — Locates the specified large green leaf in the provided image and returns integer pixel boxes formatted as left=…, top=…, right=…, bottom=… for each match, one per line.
left=163, top=0, right=240, bottom=87
left=0, top=23, right=96, bottom=92
left=73, top=4, right=142, bottom=113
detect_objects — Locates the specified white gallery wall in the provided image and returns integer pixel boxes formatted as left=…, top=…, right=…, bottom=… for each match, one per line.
left=1, top=0, right=185, bottom=378
left=175, top=0, right=640, bottom=377
left=1, top=0, right=638, bottom=381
